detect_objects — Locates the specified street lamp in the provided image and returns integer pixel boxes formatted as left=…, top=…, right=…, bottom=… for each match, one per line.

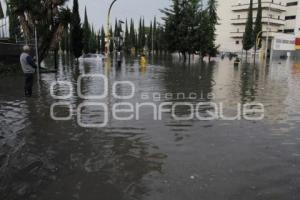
left=254, top=30, right=263, bottom=64
left=105, top=0, right=118, bottom=56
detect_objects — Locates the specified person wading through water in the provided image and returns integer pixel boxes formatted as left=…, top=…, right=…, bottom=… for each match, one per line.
left=20, top=45, right=38, bottom=97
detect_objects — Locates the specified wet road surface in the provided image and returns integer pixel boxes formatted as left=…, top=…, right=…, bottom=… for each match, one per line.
left=1, top=56, right=300, bottom=200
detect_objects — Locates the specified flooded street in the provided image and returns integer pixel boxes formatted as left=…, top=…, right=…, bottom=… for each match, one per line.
left=1, top=56, right=300, bottom=200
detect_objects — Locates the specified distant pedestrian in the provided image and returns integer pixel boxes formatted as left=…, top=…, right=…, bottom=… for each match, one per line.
left=20, top=45, right=37, bottom=97
left=140, top=53, right=147, bottom=68
left=116, top=51, right=122, bottom=67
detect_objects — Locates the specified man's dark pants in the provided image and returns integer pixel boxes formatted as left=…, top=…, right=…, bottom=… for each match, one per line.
left=24, top=73, right=34, bottom=97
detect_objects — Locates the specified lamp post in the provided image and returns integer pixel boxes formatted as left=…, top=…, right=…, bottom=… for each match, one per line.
left=254, top=30, right=263, bottom=64
left=105, top=0, right=118, bottom=56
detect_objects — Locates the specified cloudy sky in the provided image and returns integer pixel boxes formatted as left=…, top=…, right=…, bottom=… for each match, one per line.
left=0, top=0, right=171, bottom=30
left=72, top=0, right=171, bottom=30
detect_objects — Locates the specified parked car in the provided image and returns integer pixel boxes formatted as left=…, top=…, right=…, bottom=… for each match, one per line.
left=78, top=54, right=105, bottom=62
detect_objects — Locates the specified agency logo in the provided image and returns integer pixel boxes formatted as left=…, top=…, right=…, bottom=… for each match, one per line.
left=50, top=74, right=265, bottom=128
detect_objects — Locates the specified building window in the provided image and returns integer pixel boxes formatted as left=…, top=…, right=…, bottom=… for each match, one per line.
left=284, top=29, right=294, bottom=33
left=286, top=2, right=298, bottom=6
left=236, top=41, right=240, bottom=45
left=285, top=16, right=296, bottom=20
left=237, top=15, right=240, bottom=19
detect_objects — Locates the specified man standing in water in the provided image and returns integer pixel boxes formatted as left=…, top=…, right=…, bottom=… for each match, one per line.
left=20, top=45, right=37, bottom=97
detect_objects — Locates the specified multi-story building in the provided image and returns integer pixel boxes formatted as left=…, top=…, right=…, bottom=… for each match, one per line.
left=216, top=0, right=299, bottom=54
left=284, top=1, right=299, bottom=34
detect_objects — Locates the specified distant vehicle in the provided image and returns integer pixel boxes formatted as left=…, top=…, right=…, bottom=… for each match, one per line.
left=79, top=54, right=105, bottom=62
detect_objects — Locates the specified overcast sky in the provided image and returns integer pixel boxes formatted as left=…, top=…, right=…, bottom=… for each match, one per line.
left=0, top=0, right=171, bottom=30
left=70, top=0, right=171, bottom=30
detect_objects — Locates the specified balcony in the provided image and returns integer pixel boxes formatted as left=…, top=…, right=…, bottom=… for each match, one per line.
left=231, top=17, right=285, bottom=26
left=230, top=32, right=244, bottom=38
left=230, top=31, right=280, bottom=38
left=232, top=2, right=286, bottom=12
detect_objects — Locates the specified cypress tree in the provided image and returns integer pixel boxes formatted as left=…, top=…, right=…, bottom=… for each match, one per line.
left=137, top=18, right=142, bottom=52
left=82, top=7, right=91, bottom=54
left=141, top=18, right=146, bottom=51
left=206, top=0, right=219, bottom=61
left=66, top=27, right=70, bottom=53
left=0, top=1, right=4, bottom=19
left=109, top=26, right=114, bottom=52
left=96, top=30, right=100, bottom=53
left=129, top=19, right=135, bottom=50
left=148, top=21, right=153, bottom=52
left=100, top=26, right=106, bottom=53
left=124, top=19, right=130, bottom=53
left=243, top=0, right=254, bottom=58
left=254, top=0, right=262, bottom=49
left=114, top=19, right=119, bottom=38
left=89, top=25, right=97, bottom=53
left=153, top=16, right=157, bottom=53
left=71, top=0, right=83, bottom=59
left=61, top=31, right=66, bottom=52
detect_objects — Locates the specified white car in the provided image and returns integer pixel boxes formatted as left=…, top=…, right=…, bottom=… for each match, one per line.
left=79, top=54, right=105, bottom=62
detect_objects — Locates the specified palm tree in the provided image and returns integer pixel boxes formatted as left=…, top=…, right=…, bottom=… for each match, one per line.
left=7, top=0, right=71, bottom=63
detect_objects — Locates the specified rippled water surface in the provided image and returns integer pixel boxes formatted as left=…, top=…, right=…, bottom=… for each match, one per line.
left=1, top=56, right=300, bottom=200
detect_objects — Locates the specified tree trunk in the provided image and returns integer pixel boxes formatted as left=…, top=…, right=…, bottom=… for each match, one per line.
left=182, top=52, right=187, bottom=62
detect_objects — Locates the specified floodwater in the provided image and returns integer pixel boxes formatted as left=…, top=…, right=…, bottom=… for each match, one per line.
left=1, top=55, right=300, bottom=200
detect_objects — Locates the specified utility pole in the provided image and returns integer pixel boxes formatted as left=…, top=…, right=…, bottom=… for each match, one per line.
left=254, top=31, right=263, bottom=64
left=105, top=0, right=117, bottom=56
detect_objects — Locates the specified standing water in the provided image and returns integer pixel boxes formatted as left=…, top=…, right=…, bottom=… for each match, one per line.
left=1, top=55, right=300, bottom=200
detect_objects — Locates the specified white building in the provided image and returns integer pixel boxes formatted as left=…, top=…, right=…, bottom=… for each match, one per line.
left=216, top=0, right=300, bottom=54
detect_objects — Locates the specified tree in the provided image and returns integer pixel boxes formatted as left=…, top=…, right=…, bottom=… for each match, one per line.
left=0, top=1, right=4, bottom=18
left=243, top=0, right=254, bottom=59
left=124, top=19, right=130, bottom=53
left=96, top=30, right=100, bottom=53
left=141, top=18, right=146, bottom=51
left=8, top=0, right=72, bottom=62
left=6, top=0, right=21, bottom=41
left=82, top=6, right=91, bottom=54
left=109, top=26, right=113, bottom=52
left=71, top=0, right=83, bottom=59
left=147, top=21, right=153, bottom=52
left=196, top=1, right=208, bottom=58
left=153, top=16, right=158, bottom=53
left=254, top=0, right=262, bottom=49
left=129, top=19, right=136, bottom=51
left=100, top=26, right=105, bottom=53
left=61, top=27, right=70, bottom=53
left=161, top=0, right=199, bottom=61
left=89, top=25, right=97, bottom=53
left=206, top=0, right=219, bottom=61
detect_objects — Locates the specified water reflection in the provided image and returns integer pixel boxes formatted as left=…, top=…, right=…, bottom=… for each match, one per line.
left=1, top=55, right=300, bottom=199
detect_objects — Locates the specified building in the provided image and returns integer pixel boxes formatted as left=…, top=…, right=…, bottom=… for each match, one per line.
left=284, top=0, right=299, bottom=34
left=216, top=0, right=299, bottom=54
